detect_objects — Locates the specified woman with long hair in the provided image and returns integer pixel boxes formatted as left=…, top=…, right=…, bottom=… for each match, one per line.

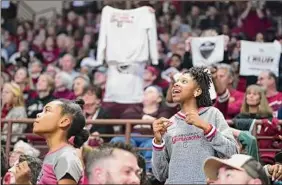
left=1, top=82, right=27, bottom=143
left=13, top=67, right=37, bottom=102
left=233, top=84, right=279, bottom=164
left=233, top=84, right=273, bottom=131
left=241, top=85, right=272, bottom=116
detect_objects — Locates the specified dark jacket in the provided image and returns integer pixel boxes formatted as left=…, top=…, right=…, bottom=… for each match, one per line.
left=278, top=107, right=282, bottom=119
left=89, top=108, right=114, bottom=142
left=233, top=113, right=272, bottom=131
left=26, top=94, right=55, bottom=118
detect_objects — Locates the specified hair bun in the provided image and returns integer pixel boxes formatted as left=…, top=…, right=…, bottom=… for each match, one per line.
left=73, top=129, right=89, bottom=148
left=74, top=99, right=85, bottom=109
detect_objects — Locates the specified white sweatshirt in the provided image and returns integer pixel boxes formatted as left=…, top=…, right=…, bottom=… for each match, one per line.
left=97, top=6, right=158, bottom=65
left=103, top=62, right=146, bottom=103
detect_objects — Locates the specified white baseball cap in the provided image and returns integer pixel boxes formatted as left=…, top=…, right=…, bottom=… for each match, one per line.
left=204, top=154, right=269, bottom=184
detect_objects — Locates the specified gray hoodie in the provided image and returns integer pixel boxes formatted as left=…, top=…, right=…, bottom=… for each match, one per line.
left=152, top=106, right=238, bottom=184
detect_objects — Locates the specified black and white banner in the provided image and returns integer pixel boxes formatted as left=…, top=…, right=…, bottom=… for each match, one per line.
left=240, top=40, right=281, bottom=77
left=191, top=35, right=224, bottom=66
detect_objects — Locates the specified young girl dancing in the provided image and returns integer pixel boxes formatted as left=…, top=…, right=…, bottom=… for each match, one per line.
left=152, top=67, right=238, bottom=184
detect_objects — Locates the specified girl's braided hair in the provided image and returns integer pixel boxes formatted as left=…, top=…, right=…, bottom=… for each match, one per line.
left=184, top=67, right=213, bottom=107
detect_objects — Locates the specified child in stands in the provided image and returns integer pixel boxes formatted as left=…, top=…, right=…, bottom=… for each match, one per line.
left=14, top=99, right=89, bottom=184
left=152, top=67, right=238, bottom=184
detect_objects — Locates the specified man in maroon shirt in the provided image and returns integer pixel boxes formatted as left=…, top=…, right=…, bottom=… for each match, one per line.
left=257, top=70, right=282, bottom=118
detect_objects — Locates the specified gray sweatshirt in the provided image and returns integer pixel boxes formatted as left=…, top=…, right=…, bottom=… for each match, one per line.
left=152, top=106, right=238, bottom=184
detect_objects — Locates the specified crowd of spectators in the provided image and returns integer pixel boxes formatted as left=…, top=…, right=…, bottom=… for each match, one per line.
left=1, top=0, right=282, bottom=184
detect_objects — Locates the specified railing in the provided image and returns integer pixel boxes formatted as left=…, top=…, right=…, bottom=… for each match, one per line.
left=2, top=119, right=282, bottom=161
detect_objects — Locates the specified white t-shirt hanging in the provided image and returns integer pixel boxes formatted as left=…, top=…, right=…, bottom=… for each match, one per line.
left=240, top=40, right=281, bottom=77
left=103, top=62, right=146, bottom=104
left=191, top=35, right=224, bottom=67
left=97, top=6, right=158, bottom=65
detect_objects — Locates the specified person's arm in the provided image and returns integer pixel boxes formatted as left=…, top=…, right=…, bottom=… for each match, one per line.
left=222, top=51, right=229, bottom=63
left=240, top=2, right=252, bottom=20
left=227, top=93, right=244, bottom=117
left=256, top=8, right=264, bottom=19
left=212, top=67, right=230, bottom=118
left=214, top=90, right=230, bottom=118
left=147, top=9, right=159, bottom=65
left=181, top=51, right=193, bottom=70
left=151, top=118, right=172, bottom=182
left=152, top=135, right=169, bottom=182
left=186, top=108, right=238, bottom=158
left=233, top=117, right=255, bottom=131
left=166, top=81, right=174, bottom=103
left=96, top=7, right=108, bottom=66
left=238, top=131, right=260, bottom=161
left=54, top=153, right=83, bottom=184
left=8, top=52, right=19, bottom=65
left=203, top=108, right=238, bottom=158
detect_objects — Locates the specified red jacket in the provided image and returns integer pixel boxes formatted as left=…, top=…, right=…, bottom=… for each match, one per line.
left=267, top=92, right=282, bottom=118
left=215, top=89, right=244, bottom=119
left=258, top=118, right=281, bottom=164
left=227, top=89, right=244, bottom=119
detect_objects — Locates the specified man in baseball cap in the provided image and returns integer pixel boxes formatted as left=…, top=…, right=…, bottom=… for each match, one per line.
left=204, top=154, right=270, bottom=184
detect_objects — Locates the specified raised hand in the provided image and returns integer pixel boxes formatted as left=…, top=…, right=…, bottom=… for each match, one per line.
left=212, top=70, right=228, bottom=95
left=185, top=110, right=202, bottom=128
left=185, top=110, right=211, bottom=132
left=146, top=6, right=155, bottom=13
left=185, top=37, right=192, bottom=52
left=152, top=117, right=172, bottom=144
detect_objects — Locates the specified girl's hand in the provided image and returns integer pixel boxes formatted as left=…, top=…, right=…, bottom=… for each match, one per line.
left=15, top=161, right=31, bottom=184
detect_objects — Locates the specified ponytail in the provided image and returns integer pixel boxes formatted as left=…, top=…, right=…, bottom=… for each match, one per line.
left=72, top=129, right=89, bottom=148
left=58, top=98, right=90, bottom=148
